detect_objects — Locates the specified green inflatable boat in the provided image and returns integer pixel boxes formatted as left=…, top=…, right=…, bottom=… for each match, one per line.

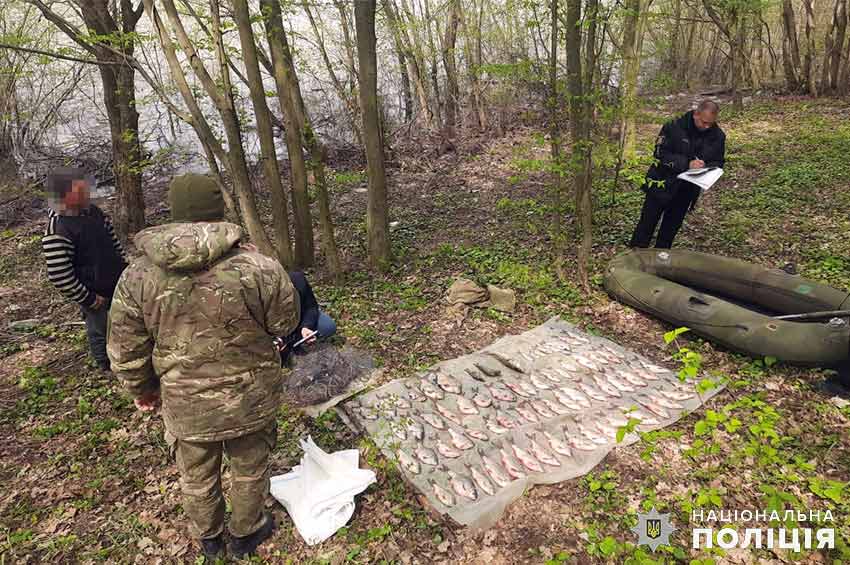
left=604, top=249, right=850, bottom=365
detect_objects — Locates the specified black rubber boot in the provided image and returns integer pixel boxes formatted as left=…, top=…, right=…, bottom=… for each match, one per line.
left=200, top=534, right=225, bottom=562
left=230, top=514, right=275, bottom=559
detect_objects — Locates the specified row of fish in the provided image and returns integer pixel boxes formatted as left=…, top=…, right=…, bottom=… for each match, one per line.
left=394, top=413, right=641, bottom=508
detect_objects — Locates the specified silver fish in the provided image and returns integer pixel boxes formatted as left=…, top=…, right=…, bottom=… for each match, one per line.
left=647, top=392, right=682, bottom=410
left=464, top=425, right=489, bottom=442
left=430, top=480, right=456, bottom=507
left=539, top=370, right=562, bottom=384
left=559, top=360, right=581, bottom=373
left=484, top=416, right=510, bottom=435
left=456, top=396, right=479, bottom=415
left=552, top=390, right=583, bottom=411
left=420, top=380, right=444, bottom=400
left=465, top=367, right=485, bottom=382
left=530, top=400, right=556, bottom=419
left=498, top=445, right=528, bottom=479
left=526, top=435, right=561, bottom=467
left=591, top=374, right=622, bottom=398
left=578, top=423, right=609, bottom=445
left=576, top=382, right=608, bottom=402
left=519, top=351, right=535, bottom=363
left=636, top=396, right=671, bottom=419
left=635, top=367, right=660, bottom=381
left=606, top=373, right=636, bottom=393
left=406, top=417, right=425, bottom=441
left=404, top=382, right=426, bottom=402
left=488, top=384, right=516, bottom=402
left=436, top=439, right=461, bottom=458
left=540, top=398, right=570, bottom=416
left=559, top=386, right=592, bottom=407
left=356, top=405, right=379, bottom=420
left=618, top=370, right=647, bottom=387
left=574, top=355, right=599, bottom=371
left=414, top=445, right=438, bottom=466
left=569, top=433, right=599, bottom=451
left=513, top=403, right=540, bottom=424
left=448, top=427, right=475, bottom=450
left=479, top=450, right=511, bottom=487
left=529, top=374, right=555, bottom=390
left=509, top=443, right=544, bottom=473
left=466, top=463, right=496, bottom=496
left=496, top=410, right=520, bottom=429
left=625, top=409, right=661, bottom=427
left=488, top=352, right=526, bottom=374
left=588, top=351, right=610, bottom=365
left=472, top=390, right=493, bottom=408
left=504, top=380, right=535, bottom=398
left=434, top=402, right=463, bottom=425
left=397, top=449, right=420, bottom=474
left=436, top=373, right=462, bottom=395
left=658, top=388, right=695, bottom=401
left=542, top=430, right=572, bottom=457
left=594, top=420, right=618, bottom=439
left=445, top=468, right=478, bottom=501
left=421, top=413, right=446, bottom=430
left=643, top=362, right=669, bottom=374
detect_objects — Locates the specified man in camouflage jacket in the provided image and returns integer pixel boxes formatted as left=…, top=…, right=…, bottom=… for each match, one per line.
left=107, top=174, right=299, bottom=560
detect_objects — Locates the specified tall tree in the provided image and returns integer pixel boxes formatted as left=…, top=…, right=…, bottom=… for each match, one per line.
left=261, top=0, right=343, bottom=278
left=442, top=0, right=461, bottom=136
left=619, top=0, right=643, bottom=160
left=781, top=0, right=802, bottom=91
left=355, top=0, right=391, bottom=271
left=231, top=0, right=306, bottom=267
left=25, top=0, right=145, bottom=238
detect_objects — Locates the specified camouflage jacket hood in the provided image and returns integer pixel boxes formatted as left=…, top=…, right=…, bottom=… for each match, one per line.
left=108, top=222, right=300, bottom=442
left=134, top=222, right=242, bottom=272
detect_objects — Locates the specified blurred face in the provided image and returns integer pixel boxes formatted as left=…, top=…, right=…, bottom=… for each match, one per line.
left=693, top=110, right=718, bottom=131
left=64, top=178, right=91, bottom=213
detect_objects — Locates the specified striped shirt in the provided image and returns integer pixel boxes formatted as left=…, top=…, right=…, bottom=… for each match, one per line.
left=43, top=206, right=126, bottom=306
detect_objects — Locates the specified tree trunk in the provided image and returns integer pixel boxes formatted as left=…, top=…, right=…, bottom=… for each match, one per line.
left=155, top=0, right=276, bottom=257
left=422, top=0, right=443, bottom=127
left=549, top=0, right=566, bottom=281
left=731, top=10, right=745, bottom=109
left=263, top=0, right=343, bottom=279
left=781, top=0, right=802, bottom=92
left=396, top=46, right=413, bottom=121
left=442, top=0, right=461, bottom=136
left=99, top=62, right=145, bottom=238
left=382, top=0, right=433, bottom=127
left=840, top=21, right=850, bottom=94
left=827, top=0, right=847, bottom=91
left=669, top=0, right=682, bottom=79
left=303, top=0, right=362, bottom=145
left=620, top=0, right=641, bottom=161
left=802, top=0, right=816, bottom=94
left=231, top=0, right=304, bottom=267
left=565, top=0, right=591, bottom=292
left=355, top=0, right=391, bottom=271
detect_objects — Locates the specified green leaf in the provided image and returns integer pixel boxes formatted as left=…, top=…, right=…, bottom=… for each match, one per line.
left=694, top=420, right=710, bottom=436
left=664, top=327, right=690, bottom=344
left=764, top=356, right=778, bottom=367
left=599, top=536, right=618, bottom=556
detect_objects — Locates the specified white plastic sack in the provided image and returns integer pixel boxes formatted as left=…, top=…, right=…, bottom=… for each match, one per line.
left=270, top=436, right=376, bottom=546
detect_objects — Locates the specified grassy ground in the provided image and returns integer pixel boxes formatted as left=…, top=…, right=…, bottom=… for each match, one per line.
left=1, top=96, right=849, bottom=564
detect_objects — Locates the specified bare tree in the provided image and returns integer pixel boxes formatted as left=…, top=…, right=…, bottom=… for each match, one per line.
left=355, top=0, right=391, bottom=271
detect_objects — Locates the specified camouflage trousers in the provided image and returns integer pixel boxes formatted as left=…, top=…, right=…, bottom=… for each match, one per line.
left=168, top=422, right=277, bottom=539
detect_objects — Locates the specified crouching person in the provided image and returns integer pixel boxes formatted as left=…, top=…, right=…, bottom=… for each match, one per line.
left=107, top=174, right=300, bottom=560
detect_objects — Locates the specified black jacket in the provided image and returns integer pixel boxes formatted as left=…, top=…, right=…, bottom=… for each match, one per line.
left=642, top=110, right=726, bottom=205
left=43, top=205, right=127, bottom=307
left=287, top=271, right=319, bottom=333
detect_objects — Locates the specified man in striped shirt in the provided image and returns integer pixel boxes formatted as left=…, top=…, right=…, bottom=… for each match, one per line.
left=42, top=167, right=128, bottom=371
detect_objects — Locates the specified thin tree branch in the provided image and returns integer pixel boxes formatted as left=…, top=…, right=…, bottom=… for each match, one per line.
left=0, top=42, right=123, bottom=65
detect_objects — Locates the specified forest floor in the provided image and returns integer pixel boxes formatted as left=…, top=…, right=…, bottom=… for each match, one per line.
left=1, top=95, right=850, bottom=565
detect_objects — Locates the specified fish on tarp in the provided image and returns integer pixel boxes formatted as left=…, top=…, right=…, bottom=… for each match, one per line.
left=479, top=449, right=511, bottom=487
left=397, top=449, right=420, bottom=474
left=540, top=397, right=570, bottom=416
left=474, top=362, right=502, bottom=377
left=448, top=427, right=474, bottom=450
left=591, top=374, right=622, bottom=398
left=471, top=388, right=493, bottom=408
left=421, top=412, right=446, bottom=430
left=436, top=438, right=462, bottom=459
left=443, top=466, right=478, bottom=501
left=525, top=433, right=561, bottom=467
left=658, top=388, right=695, bottom=402
left=542, top=430, right=572, bottom=457
left=529, top=400, right=556, bottom=419
left=466, top=463, right=497, bottom=496
left=617, top=370, right=647, bottom=387
left=455, top=395, right=479, bottom=415
left=529, top=373, right=555, bottom=390
left=487, top=383, right=517, bottom=402
left=435, top=372, right=463, bottom=395
left=606, top=373, right=636, bottom=393
left=498, top=444, right=527, bottom=479
left=463, top=424, right=489, bottom=442
left=434, top=402, right=463, bottom=425
left=430, top=479, right=456, bottom=507
left=495, top=409, right=520, bottom=429
left=635, top=395, right=671, bottom=419
left=507, top=442, right=544, bottom=473
left=504, top=380, right=536, bottom=398
left=405, top=416, right=425, bottom=441
left=420, top=380, right=444, bottom=400
left=513, top=403, right=540, bottom=424
left=487, top=352, right=526, bottom=374
left=576, top=381, right=607, bottom=402
left=414, top=445, right=438, bottom=466
left=552, top=389, right=583, bottom=411
left=484, top=415, right=510, bottom=435
left=538, top=369, right=563, bottom=384
left=647, top=392, right=683, bottom=411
